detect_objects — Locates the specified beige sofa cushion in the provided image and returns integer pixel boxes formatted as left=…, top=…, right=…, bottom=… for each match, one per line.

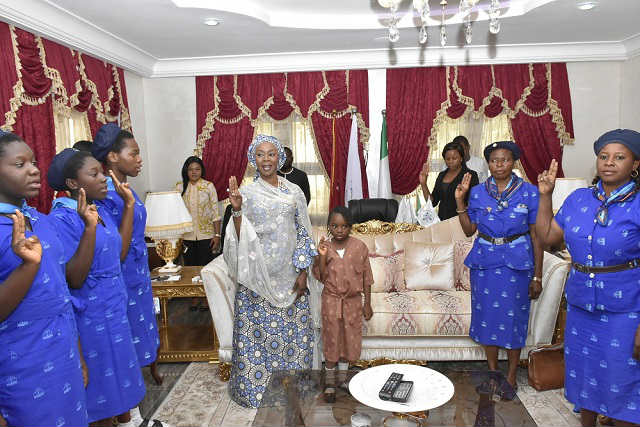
left=370, top=252, right=405, bottom=293
left=365, top=290, right=472, bottom=336
left=453, top=239, right=474, bottom=291
left=404, top=242, right=454, bottom=291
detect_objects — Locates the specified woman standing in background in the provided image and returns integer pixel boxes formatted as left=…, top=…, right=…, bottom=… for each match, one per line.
left=176, top=156, right=221, bottom=310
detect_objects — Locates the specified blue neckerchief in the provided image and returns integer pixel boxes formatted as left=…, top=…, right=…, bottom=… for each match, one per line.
left=51, top=197, right=78, bottom=211
left=593, top=180, right=638, bottom=226
left=106, top=177, right=115, bottom=191
left=484, top=173, right=523, bottom=212
left=0, top=200, right=37, bottom=222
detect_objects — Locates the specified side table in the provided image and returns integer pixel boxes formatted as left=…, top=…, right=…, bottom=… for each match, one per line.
left=151, top=265, right=219, bottom=363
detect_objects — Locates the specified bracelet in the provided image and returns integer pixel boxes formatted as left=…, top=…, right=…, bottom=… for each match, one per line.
left=532, top=277, right=542, bottom=283
left=231, top=209, right=242, bottom=218
left=214, top=233, right=221, bottom=237
left=456, top=208, right=467, bottom=213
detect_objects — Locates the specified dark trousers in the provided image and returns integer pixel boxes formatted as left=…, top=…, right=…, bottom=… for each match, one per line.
left=183, top=239, right=214, bottom=266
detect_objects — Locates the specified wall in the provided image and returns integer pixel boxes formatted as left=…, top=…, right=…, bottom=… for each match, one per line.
left=621, top=55, right=640, bottom=130
left=123, top=70, right=150, bottom=197
left=125, top=76, right=197, bottom=195
left=125, top=61, right=628, bottom=194
left=564, top=61, right=622, bottom=181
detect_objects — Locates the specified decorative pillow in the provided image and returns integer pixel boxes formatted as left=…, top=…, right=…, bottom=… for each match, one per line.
left=369, top=251, right=406, bottom=293
left=393, top=232, right=414, bottom=252
left=453, top=238, right=474, bottom=291
left=403, top=241, right=454, bottom=291
left=374, top=234, right=395, bottom=256
left=411, top=228, right=433, bottom=244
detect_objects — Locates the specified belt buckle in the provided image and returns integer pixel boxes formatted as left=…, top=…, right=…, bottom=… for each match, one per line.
left=494, top=237, right=505, bottom=245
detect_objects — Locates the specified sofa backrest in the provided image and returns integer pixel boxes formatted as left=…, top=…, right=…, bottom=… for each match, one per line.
left=353, top=217, right=472, bottom=255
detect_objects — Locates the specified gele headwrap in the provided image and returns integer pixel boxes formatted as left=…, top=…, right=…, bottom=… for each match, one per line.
left=247, top=134, right=286, bottom=171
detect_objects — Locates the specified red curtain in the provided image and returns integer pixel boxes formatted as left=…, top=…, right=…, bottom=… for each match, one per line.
left=386, top=67, right=447, bottom=195
left=196, top=70, right=369, bottom=208
left=386, top=63, right=574, bottom=193
left=0, top=22, right=132, bottom=211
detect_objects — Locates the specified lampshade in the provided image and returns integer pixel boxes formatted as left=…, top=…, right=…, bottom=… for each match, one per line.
left=552, top=178, right=590, bottom=212
left=144, top=191, right=193, bottom=239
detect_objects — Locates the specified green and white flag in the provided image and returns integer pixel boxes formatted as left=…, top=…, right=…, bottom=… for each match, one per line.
left=377, top=115, right=392, bottom=199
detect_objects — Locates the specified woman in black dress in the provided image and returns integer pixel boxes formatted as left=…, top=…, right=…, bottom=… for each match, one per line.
left=420, top=141, right=479, bottom=221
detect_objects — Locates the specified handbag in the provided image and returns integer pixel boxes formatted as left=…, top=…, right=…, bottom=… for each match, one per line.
left=527, top=343, right=564, bottom=391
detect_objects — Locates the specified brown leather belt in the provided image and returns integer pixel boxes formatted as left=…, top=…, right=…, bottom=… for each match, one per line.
left=477, top=231, right=528, bottom=246
left=572, top=258, right=640, bottom=274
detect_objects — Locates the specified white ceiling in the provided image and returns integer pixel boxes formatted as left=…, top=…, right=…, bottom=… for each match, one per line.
left=0, top=0, right=638, bottom=77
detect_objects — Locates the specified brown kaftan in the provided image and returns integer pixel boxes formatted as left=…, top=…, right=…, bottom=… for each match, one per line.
left=312, top=237, right=374, bottom=363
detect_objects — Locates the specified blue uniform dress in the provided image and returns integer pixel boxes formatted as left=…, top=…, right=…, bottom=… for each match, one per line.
left=0, top=204, right=88, bottom=427
left=555, top=182, right=640, bottom=423
left=51, top=198, right=146, bottom=422
left=465, top=175, right=538, bottom=349
left=96, top=179, right=159, bottom=366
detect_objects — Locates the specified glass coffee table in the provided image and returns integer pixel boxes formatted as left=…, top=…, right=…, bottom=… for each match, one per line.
left=253, top=368, right=536, bottom=427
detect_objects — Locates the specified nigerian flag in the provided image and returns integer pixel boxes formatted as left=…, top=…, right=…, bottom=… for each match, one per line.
left=377, top=114, right=392, bottom=198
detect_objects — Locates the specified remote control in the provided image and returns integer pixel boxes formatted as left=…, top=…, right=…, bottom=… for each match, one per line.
left=379, top=372, right=403, bottom=400
left=391, top=381, right=414, bottom=403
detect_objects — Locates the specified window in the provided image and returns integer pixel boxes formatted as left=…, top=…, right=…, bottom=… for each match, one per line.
left=244, top=113, right=330, bottom=227
left=54, top=109, right=92, bottom=153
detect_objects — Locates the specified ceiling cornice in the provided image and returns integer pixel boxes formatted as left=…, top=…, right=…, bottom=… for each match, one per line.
left=151, top=41, right=630, bottom=77
left=0, top=0, right=156, bottom=76
left=624, top=33, right=640, bottom=59
left=0, top=0, right=637, bottom=78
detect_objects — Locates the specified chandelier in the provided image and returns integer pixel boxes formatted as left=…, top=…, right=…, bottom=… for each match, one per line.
left=377, top=0, right=502, bottom=45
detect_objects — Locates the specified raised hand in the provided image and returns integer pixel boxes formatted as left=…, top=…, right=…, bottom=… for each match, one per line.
left=228, top=176, right=242, bottom=211
left=10, top=210, right=42, bottom=265
left=537, top=159, right=558, bottom=195
left=109, top=170, right=134, bottom=206
left=317, top=236, right=329, bottom=257
left=418, top=161, right=429, bottom=186
left=455, top=172, right=472, bottom=201
left=77, top=188, right=99, bottom=228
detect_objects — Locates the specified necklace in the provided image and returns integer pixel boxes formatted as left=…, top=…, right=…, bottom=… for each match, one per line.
left=280, top=167, right=294, bottom=176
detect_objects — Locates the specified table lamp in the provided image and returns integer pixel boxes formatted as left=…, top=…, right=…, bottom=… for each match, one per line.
left=144, top=191, right=193, bottom=273
left=552, top=178, right=590, bottom=214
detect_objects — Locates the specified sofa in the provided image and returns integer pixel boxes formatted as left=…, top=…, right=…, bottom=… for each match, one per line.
left=201, top=217, right=570, bottom=376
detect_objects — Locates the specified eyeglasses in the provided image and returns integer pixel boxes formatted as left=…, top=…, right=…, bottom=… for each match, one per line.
left=489, top=158, right=513, bottom=165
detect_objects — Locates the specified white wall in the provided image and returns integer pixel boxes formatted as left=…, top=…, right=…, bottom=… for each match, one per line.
left=564, top=61, right=623, bottom=181
left=621, top=55, right=640, bottom=130
left=138, top=77, right=197, bottom=194
left=123, top=70, right=150, bottom=197
left=124, top=61, right=630, bottom=193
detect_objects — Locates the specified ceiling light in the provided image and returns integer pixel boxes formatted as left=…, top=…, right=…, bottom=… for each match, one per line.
left=576, top=1, right=598, bottom=11
left=377, top=0, right=500, bottom=45
left=203, top=18, right=221, bottom=26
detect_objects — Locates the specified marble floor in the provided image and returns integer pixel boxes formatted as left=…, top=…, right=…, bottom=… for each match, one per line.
left=139, top=360, right=581, bottom=427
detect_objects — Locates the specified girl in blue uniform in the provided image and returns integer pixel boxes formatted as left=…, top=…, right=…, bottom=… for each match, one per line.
left=536, top=129, right=640, bottom=427
left=47, top=148, right=146, bottom=426
left=91, top=124, right=162, bottom=388
left=456, top=141, right=543, bottom=394
left=0, top=132, right=88, bottom=427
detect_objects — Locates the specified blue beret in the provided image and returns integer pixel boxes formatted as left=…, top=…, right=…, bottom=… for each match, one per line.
left=91, top=123, right=122, bottom=161
left=484, top=141, right=521, bottom=162
left=593, top=129, right=640, bottom=158
left=47, top=148, right=82, bottom=191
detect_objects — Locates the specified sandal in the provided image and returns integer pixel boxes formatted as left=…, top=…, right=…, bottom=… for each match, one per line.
left=324, top=385, right=336, bottom=403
